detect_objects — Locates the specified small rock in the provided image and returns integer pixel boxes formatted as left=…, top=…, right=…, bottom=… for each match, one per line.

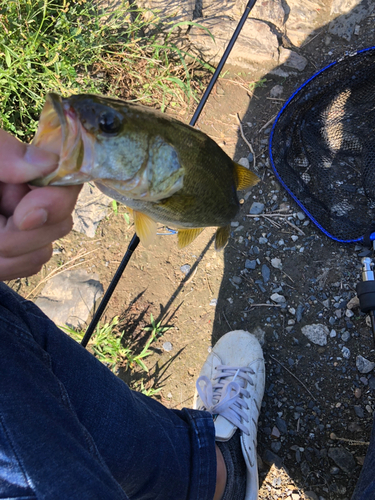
left=296, top=304, right=304, bottom=322
left=354, top=406, right=364, bottom=418
left=271, top=258, right=282, bottom=269
left=279, top=47, right=308, bottom=71
left=180, top=264, right=191, bottom=275
left=342, top=346, right=351, bottom=359
left=163, top=342, right=173, bottom=352
left=341, top=331, right=350, bottom=342
left=262, top=264, right=271, bottom=283
left=304, top=492, right=319, bottom=500
left=356, top=355, right=375, bottom=374
left=271, top=293, right=286, bottom=304
left=238, top=157, right=250, bottom=169
left=347, top=296, right=360, bottom=310
left=328, top=447, right=356, bottom=473
left=232, top=276, right=242, bottom=285
left=296, top=211, right=306, bottom=220
left=291, top=235, right=299, bottom=242
left=209, top=299, right=217, bottom=306
left=270, top=84, right=283, bottom=98
left=354, top=388, right=362, bottom=399
left=231, top=221, right=240, bottom=227
left=271, top=426, right=281, bottom=439
left=249, top=202, right=265, bottom=215
left=245, top=259, right=257, bottom=270
left=275, top=417, right=287, bottom=434
left=263, top=449, right=283, bottom=468
left=301, top=324, right=329, bottom=346
left=258, top=237, right=268, bottom=244
left=330, top=329, right=337, bottom=338
left=346, top=309, right=354, bottom=318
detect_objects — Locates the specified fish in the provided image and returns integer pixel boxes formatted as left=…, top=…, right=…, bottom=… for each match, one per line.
left=31, top=93, right=259, bottom=249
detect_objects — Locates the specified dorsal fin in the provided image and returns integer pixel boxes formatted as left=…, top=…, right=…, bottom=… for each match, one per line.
left=133, top=210, right=157, bottom=247
left=215, top=225, right=231, bottom=250
left=177, top=228, right=204, bottom=248
left=234, top=162, right=260, bottom=191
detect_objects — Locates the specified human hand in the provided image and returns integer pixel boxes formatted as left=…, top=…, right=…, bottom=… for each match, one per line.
left=0, top=129, right=82, bottom=281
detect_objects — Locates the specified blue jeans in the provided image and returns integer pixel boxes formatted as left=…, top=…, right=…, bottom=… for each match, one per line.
left=0, top=282, right=216, bottom=499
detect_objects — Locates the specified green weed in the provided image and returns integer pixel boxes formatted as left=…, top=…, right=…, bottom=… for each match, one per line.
left=0, top=0, right=211, bottom=139
left=61, top=313, right=170, bottom=396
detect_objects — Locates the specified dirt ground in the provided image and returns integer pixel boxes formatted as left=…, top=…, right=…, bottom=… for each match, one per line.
left=8, top=6, right=375, bottom=500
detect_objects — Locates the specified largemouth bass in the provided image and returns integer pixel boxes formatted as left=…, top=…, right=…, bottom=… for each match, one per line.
left=32, top=93, right=259, bottom=249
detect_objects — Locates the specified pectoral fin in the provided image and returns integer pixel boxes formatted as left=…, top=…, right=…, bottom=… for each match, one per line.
left=177, top=228, right=204, bottom=248
left=215, top=225, right=231, bottom=250
left=133, top=211, right=157, bottom=247
left=234, top=162, right=260, bottom=190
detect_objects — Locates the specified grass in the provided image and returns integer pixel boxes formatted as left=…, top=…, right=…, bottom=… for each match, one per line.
left=0, top=0, right=212, bottom=140
left=61, top=314, right=170, bottom=396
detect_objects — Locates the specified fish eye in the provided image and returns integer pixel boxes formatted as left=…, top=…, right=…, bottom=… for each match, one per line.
left=99, top=112, right=121, bottom=134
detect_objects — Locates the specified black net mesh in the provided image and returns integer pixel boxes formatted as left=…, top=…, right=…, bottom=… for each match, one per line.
left=270, top=47, right=375, bottom=243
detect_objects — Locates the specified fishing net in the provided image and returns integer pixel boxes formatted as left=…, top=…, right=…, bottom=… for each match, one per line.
left=269, top=47, right=375, bottom=244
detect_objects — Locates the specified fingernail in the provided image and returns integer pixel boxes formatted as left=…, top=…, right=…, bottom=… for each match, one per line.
left=24, top=146, right=59, bottom=173
left=19, top=208, right=48, bottom=231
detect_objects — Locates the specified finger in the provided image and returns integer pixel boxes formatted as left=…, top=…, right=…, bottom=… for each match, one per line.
left=0, top=130, right=59, bottom=184
left=13, top=185, right=82, bottom=231
left=0, top=183, right=30, bottom=217
left=0, top=215, right=73, bottom=259
left=0, top=244, right=53, bottom=281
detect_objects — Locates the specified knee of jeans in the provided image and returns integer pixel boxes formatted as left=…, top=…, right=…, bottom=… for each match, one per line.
left=0, top=418, right=36, bottom=498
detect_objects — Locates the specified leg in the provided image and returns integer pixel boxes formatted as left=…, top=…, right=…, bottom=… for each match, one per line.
left=351, top=413, right=375, bottom=500
left=0, top=282, right=216, bottom=500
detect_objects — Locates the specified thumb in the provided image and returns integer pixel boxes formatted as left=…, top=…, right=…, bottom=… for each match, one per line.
left=0, top=129, right=58, bottom=184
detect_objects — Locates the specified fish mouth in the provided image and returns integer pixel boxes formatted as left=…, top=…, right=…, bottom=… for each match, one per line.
left=31, top=93, right=94, bottom=186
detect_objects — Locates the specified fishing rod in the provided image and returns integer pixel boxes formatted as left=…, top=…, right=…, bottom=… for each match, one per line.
left=81, top=0, right=258, bottom=348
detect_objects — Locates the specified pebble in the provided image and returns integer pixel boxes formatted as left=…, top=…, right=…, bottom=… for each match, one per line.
left=245, top=259, right=257, bottom=270
left=346, top=309, right=354, bottom=318
left=330, top=329, right=337, bottom=338
left=328, top=447, right=356, bottom=473
left=354, top=388, right=362, bottom=399
left=342, top=346, right=350, bottom=359
left=341, top=331, right=350, bottom=342
left=249, top=202, right=265, bottom=215
left=301, top=324, right=329, bottom=346
left=259, top=237, right=268, bottom=244
left=276, top=417, right=288, bottom=434
left=296, top=211, right=306, bottom=220
left=291, top=235, right=299, bottom=242
left=163, top=342, right=173, bottom=352
left=296, top=304, right=304, bottom=322
left=262, top=264, right=270, bottom=283
left=356, top=355, right=375, bottom=374
left=209, top=299, right=217, bottom=306
left=232, top=276, right=242, bottom=285
left=180, top=264, right=191, bottom=275
left=231, top=221, right=239, bottom=227
left=271, top=258, right=282, bottom=269
left=238, top=157, right=250, bottom=169
left=354, top=405, right=364, bottom=418
left=271, top=293, right=286, bottom=304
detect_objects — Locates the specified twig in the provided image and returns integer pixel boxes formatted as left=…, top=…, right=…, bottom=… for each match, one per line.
left=26, top=249, right=98, bottom=299
left=330, top=433, right=369, bottom=446
left=259, top=114, right=278, bottom=134
left=248, top=303, right=282, bottom=308
left=222, top=310, right=232, bottom=330
left=246, top=213, right=295, bottom=218
left=236, top=113, right=256, bottom=171
left=269, top=354, right=318, bottom=402
left=285, top=219, right=305, bottom=236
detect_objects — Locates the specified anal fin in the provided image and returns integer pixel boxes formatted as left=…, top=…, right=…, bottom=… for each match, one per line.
left=133, top=211, right=157, bottom=247
left=215, top=225, right=231, bottom=250
left=177, top=228, right=204, bottom=248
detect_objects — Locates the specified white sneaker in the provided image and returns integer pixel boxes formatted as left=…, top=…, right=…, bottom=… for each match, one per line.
left=193, top=330, right=265, bottom=500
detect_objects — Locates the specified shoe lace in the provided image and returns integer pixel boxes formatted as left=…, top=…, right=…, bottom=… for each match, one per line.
left=196, top=366, right=255, bottom=435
